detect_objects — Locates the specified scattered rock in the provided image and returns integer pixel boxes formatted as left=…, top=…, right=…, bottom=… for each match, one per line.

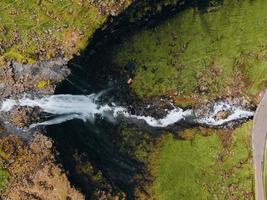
left=214, top=110, right=231, bottom=121
left=0, top=59, right=70, bottom=128
left=0, top=134, right=84, bottom=200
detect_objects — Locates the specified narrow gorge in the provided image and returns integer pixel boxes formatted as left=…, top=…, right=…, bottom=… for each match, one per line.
left=0, top=0, right=266, bottom=200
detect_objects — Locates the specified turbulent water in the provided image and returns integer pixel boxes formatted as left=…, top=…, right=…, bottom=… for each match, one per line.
left=0, top=93, right=254, bottom=128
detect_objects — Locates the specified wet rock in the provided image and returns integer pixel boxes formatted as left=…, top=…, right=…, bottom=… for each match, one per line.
left=214, top=110, right=231, bottom=121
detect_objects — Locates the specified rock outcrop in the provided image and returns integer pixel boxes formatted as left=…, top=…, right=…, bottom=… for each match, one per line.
left=0, top=134, right=84, bottom=200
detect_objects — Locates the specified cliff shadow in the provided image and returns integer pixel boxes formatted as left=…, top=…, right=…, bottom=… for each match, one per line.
left=46, top=0, right=224, bottom=199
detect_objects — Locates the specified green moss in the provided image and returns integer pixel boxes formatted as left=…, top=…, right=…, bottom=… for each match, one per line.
left=0, top=169, right=9, bottom=189
left=126, top=0, right=184, bottom=23
left=73, top=152, right=104, bottom=184
left=153, top=122, right=253, bottom=200
left=119, top=127, right=154, bottom=164
left=3, top=51, right=25, bottom=63
left=35, top=80, right=50, bottom=89
left=113, top=0, right=267, bottom=101
left=0, top=1, right=107, bottom=62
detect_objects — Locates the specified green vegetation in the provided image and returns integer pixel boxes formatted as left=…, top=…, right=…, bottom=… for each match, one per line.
left=113, top=0, right=267, bottom=103
left=126, top=0, right=185, bottom=22
left=0, top=0, right=107, bottom=62
left=35, top=80, right=51, bottom=89
left=118, top=127, right=155, bottom=164
left=0, top=169, right=9, bottom=189
left=0, top=150, right=10, bottom=189
left=73, top=151, right=104, bottom=184
left=153, top=122, right=253, bottom=200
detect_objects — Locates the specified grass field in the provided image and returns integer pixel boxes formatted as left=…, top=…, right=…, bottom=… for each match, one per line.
left=0, top=0, right=107, bottom=63
left=113, top=0, right=267, bottom=104
left=153, top=122, right=254, bottom=200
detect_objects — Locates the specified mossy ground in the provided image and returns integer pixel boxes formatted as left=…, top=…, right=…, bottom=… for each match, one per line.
left=113, top=0, right=267, bottom=105
left=0, top=167, right=9, bottom=189
left=0, top=129, right=11, bottom=190
left=118, top=126, right=155, bottom=164
left=0, top=150, right=11, bottom=190
left=0, top=0, right=107, bottom=63
left=153, top=122, right=253, bottom=200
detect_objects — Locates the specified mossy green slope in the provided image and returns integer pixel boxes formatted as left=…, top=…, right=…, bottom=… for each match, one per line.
left=0, top=169, right=9, bottom=189
left=0, top=0, right=107, bottom=63
left=153, top=122, right=253, bottom=200
left=113, top=0, right=267, bottom=103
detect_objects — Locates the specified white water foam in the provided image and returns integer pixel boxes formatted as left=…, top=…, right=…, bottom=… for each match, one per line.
left=129, top=109, right=193, bottom=127
left=0, top=94, right=254, bottom=128
left=196, top=101, right=255, bottom=126
left=1, top=99, right=17, bottom=112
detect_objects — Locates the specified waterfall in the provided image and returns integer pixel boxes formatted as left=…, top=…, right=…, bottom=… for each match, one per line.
left=0, top=93, right=255, bottom=128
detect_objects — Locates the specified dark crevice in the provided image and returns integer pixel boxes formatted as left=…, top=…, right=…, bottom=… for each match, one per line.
left=46, top=0, right=225, bottom=199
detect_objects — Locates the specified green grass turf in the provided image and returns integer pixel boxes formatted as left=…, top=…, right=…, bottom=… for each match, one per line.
left=0, top=169, right=9, bottom=189
left=153, top=122, right=253, bottom=200
left=113, top=0, right=267, bottom=103
left=0, top=0, right=106, bottom=62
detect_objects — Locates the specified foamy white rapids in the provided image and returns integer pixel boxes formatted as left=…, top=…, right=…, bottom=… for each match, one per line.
left=196, top=101, right=254, bottom=126
left=1, top=99, right=17, bottom=112
left=114, top=107, right=193, bottom=127
left=0, top=94, right=254, bottom=128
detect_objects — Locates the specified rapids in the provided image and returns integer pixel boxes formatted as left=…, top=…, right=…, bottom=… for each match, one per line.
left=0, top=93, right=254, bottom=128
